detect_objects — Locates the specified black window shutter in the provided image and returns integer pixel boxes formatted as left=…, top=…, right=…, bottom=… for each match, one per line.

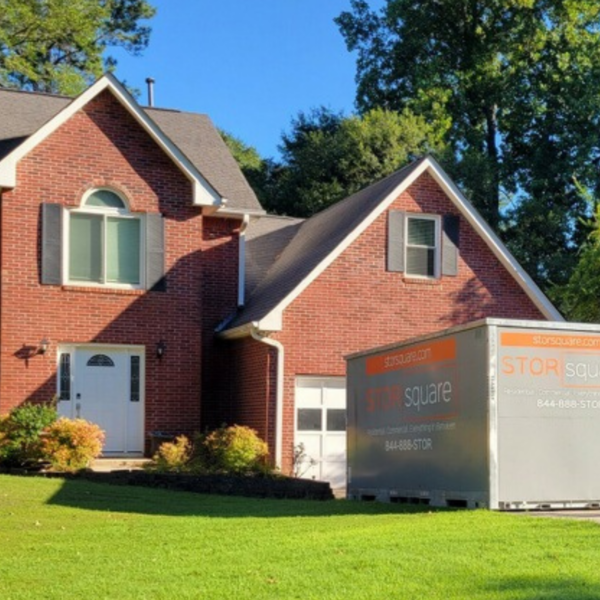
left=442, top=214, right=460, bottom=277
left=146, top=213, right=166, bottom=291
left=41, top=203, right=62, bottom=285
left=387, top=210, right=405, bottom=272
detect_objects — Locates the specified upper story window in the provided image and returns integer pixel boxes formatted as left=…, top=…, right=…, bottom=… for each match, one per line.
left=69, top=190, right=142, bottom=287
left=387, top=211, right=459, bottom=279
left=41, top=192, right=166, bottom=292
left=405, top=215, right=439, bottom=278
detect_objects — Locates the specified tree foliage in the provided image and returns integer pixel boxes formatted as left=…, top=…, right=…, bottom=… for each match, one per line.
left=220, top=130, right=278, bottom=209
left=552, top=197, right=600, bottom=322
left=337, top=0, right=600, bottom=288
left=0, top=0, right=155, bottom=95
left=246, top=106, right=445, bottom=218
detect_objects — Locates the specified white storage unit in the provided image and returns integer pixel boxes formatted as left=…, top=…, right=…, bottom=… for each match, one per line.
left=294, top=377, right=346, bottom=489
left=346, top=319, right=600, bottom=509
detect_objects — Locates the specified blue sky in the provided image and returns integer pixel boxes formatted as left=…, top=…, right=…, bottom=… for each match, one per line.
left=113, top=1, right=385, bottom=159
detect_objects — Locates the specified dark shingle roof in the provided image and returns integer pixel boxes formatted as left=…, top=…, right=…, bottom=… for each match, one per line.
left=0, top=88, right=70, bottom=160
left=225, top=158, right=427, bottom=331
left=147, top=108, right=262, bottom=212
left=0, top=87, right=262, bottom=212
left=245, top=215, right=304, bottom=297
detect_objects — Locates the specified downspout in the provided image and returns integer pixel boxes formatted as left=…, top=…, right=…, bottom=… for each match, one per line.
left=238, top=214, right=250, bottom=307
left=251, top=324, right=284, bottom=470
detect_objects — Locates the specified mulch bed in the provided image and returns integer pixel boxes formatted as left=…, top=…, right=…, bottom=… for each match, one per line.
left=0, top=467, right=335, bottom=500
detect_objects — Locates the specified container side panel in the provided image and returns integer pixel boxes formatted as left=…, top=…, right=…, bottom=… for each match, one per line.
left=347, top=328, right=489, bottom=501
left=497, top=327, right=600, bottom=504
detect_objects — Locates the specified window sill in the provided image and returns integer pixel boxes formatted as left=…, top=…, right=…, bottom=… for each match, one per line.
left=402, top=277, right=441, bottom=286
left=61, top=285, right=146, bottom=296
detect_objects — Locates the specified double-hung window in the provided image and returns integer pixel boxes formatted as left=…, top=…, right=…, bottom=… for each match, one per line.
left=405, top=215, right=440, bottom=278
left=67, top=190, right=143, bottom=288
left=41, top=191, right=165, bottom=291
left=387, top=211, right=458, bottom=278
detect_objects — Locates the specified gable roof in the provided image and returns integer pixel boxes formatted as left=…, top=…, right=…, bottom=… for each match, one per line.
left=220, top=156, right=562, bottom=336
left=0, top=74, right=263, bottom=213
left=146, top=108, right=263, bottom=213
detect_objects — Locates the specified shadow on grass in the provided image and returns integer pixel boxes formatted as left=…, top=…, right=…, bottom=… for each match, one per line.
left=485, top=575, right=600, bottom=600
left=46, top=477, right=448, bottom=519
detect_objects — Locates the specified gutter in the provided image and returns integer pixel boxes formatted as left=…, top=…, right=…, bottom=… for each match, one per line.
left=238, top=214, right=250, bottom=307
left=250, top=323, right=284, bottom=470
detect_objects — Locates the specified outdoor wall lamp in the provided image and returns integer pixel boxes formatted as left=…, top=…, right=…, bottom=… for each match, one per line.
left=37, top=338, right=49, bottom=355
left=156, top=340, right=166, bottom=359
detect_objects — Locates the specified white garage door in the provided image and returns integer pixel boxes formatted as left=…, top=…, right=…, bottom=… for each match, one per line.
left=294, top=377, right=346, bottom=489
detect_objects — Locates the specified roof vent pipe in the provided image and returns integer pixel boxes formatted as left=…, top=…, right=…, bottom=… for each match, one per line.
left=145, top=77, right=155, bottom=107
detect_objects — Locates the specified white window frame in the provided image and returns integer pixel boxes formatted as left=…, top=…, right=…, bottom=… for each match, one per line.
left=294, top=377, right=347, bottom=434
left=62, top=189, right=146, bottom=290
left=404, top=213, right=441, bottom=279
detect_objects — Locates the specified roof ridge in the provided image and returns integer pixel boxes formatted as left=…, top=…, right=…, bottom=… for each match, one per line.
left=145, top=106, right=209, bottom=117
left=0, top=87, right=211, bottom=119
left=0, top=86, right=72, bottom=100
left=301, top=156, right=427, bottom=221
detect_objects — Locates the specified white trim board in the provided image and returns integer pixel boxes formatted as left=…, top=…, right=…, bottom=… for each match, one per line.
left=0, top=73, right=222, bottom=208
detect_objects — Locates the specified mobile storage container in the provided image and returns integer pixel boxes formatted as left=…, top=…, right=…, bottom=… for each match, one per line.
left=346, top=319, right=600, bottom=510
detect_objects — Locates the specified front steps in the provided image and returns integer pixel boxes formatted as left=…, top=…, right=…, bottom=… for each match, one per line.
left=90, top=457, right=151, bottom=472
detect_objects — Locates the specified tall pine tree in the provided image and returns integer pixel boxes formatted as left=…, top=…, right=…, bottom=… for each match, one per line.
left=337, top=0, right=600, bottom=289
left=0, top=0, right=155, bottom=95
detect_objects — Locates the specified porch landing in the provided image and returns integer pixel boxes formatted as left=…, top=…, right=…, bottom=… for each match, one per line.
left=90, top=457, right=151, bottom=472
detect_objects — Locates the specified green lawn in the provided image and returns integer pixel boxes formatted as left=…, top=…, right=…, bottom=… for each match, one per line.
left=1, top=476, right=599, bottom=600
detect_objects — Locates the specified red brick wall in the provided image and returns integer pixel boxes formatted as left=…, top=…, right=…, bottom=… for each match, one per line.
left=264, top=172, right=547, bottom=471
left=227, top=337, right=275, bottom=447
left=200, top=216, right=241, bottom=429
left=0, top=90, right=204, bottom=441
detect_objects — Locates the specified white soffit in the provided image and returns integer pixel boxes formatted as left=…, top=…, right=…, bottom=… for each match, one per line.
left=0, top=73, right=222, bottom=208
left=254, top=156, right=562, bottom=331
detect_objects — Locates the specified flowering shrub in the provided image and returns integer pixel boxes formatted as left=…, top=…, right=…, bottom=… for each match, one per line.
left=41, top=418, right=105, bottom=472
left=0, top=403, right=57, bottom=467
left=146, top=435, right=192, bottom=473
left=144, top=426, right=271, bottom=475
left=195, top=425, right=269, bottom=475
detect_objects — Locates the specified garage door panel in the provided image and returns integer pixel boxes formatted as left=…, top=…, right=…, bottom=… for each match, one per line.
left=298, top=434, right=322, bottom=458
left=324, top=385, right=346, bottom=407
left=295, top=384, right=322, bottom=408
left=323, top=435, right=346, bottom=461
left=322, top=461, right=346, bottom=489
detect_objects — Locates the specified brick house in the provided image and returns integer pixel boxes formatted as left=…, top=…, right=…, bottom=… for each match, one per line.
left=0, top=75, right=561, bottom=483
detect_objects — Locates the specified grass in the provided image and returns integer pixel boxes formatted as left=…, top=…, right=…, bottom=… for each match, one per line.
left=1, top=476, right=599, bottom=600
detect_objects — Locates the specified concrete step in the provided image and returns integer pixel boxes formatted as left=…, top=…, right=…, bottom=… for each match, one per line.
left=90, top=457, right=151, bottom=472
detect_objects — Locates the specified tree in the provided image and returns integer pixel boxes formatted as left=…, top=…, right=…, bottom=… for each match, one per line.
left=0, top=0, right=155, bottom=95
left=553, top=204, right=600, bottom=322
left=220, top=130, right=280, bottom=209
left=337, top=0, right=600, bottom=288
left=264, top=106, right=446, bottom=217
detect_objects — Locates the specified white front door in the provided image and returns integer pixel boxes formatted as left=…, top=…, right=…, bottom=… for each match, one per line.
left=295, top=377, right=346, bottom=489
left=57, top=346, right=144, bottom=454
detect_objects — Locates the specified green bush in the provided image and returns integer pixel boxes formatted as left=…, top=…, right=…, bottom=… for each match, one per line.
left=195, top=425, right=269, bottom=475
left=143, top=426, right=271, bottom=476
left=41, top=418, right=105, bottom=472
left=0, top=403, right=58, bottom=467
left=145, top=435, right=192, bottom=473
